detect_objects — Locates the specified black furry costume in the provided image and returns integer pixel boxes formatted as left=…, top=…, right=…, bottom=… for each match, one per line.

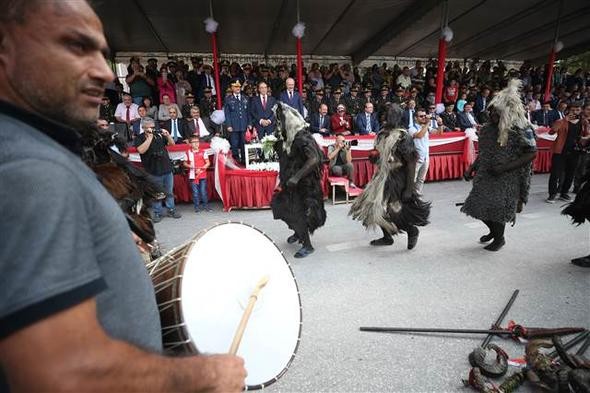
left=349, top=104, right=430, bottom=249
left=81, top=126, right=164, bottom=259
left=562, top=157, right=590, bottom=267
left=271, top=102, right=326, bottom=258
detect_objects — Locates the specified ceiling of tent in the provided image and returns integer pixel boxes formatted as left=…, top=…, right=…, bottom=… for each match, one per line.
left=94, top=0, right=590, bottom=64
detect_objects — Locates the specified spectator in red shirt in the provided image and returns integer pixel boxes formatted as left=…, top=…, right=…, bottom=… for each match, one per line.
left=330, top=104, right=353, bottom=135
left=183, top=135, right=211, bottom=212
left=443, top=79, right=459, bottom=104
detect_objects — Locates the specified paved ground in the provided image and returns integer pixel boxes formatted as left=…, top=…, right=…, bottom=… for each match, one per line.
left=155, top=173, right=589, bottom=392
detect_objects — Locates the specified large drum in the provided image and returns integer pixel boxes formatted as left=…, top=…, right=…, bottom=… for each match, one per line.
left=146, top=222, right=302, bottom=389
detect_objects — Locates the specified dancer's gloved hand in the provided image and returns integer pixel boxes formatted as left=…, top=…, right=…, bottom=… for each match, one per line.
left=463, top=169, right=474, bottom=181
left=401, top=188, right=413, bottom=202
left=286, top=176, right=299, bottom=188
left=516, top=199, right=524, bottom=213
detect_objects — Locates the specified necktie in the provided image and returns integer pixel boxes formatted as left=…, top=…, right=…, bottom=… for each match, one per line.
left=126, top=107, right=130, bottom=123
left=432, top=118, right=437, bottom=128
left=262, top=96, right=266, bottom=109
left=543, top=112, right=547, bottom=125
left=173, top=120, right=178, bottom=139
left=367, top=114, right=371, bottom=132
left=194, top=119, right=200, bottom=135
left=320, top=115, right=323, bottom=128
left=289, top=92, right=292, bottom=100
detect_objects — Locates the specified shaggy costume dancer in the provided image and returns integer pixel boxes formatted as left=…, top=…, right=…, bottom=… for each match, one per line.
left=562, top=158, right=590, bottom=267
left=350, top=104, right=430, bottom=249
left=462, top=80, right=537, bottom=251
left=271, top=102, right=327, bottom=258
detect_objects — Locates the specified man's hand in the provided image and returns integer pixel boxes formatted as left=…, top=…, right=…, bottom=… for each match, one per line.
left=202, top=355, right=247, bottom=393
left=286, top=177, right=299, bottom=188
left=401, top=188, right=413, bottom=202
left=160, top=129, right=170, bottom=137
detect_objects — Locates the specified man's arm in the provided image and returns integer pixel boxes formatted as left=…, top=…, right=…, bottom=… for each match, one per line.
left=0, top=298, right=246, bottom=392
left=136, top=134, right=153, bottom=154
left=327, top=145, right=340, bottom=161
left=286, top=144, right=320, bottom=187
left=412, top=123, right=429, bottom=139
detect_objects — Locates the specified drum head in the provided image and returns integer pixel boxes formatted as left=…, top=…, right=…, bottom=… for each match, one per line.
left=181, top=222, right=302, bottom=389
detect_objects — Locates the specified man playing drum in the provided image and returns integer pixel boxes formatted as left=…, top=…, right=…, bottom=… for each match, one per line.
left=0, top=1, right=245, bottom=391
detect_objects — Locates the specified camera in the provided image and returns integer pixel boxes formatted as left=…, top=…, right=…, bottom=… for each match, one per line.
left=344, top=139, right=359, bottom=148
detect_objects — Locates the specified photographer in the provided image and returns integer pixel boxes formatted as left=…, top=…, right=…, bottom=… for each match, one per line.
left=134, top=117, right=182, bottom=222
left=327, top=135, right=356, bottom=188
left=546, top=103, right=590, bottom=203
left=409, top=109, right=435, bottom=195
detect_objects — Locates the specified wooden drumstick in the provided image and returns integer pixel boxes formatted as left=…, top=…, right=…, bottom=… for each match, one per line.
left=229, top=275, right=270, bottom=355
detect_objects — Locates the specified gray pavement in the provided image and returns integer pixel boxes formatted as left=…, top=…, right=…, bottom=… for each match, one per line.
left=155, top=173, right=590, bottom=392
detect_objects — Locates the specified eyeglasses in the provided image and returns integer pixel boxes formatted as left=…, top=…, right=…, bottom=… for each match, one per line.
left=417, top=115, right=427, bottom=118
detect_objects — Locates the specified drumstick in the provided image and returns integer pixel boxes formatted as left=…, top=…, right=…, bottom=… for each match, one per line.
left=229, top=275, right=270, bottom=355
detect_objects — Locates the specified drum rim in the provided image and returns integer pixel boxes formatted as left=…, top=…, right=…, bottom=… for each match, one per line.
left=179, top=221, right=303, bottom=390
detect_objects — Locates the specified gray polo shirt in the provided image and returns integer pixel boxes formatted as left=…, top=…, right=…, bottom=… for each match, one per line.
left=0, top=103, right=162, bottom=390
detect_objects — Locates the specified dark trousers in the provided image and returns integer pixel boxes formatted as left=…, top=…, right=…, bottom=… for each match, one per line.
left=229, top=130, right=245, bottom=162
left=548, top=151, right=580, bottom=196
left=573, top=153, right=589, bottom=192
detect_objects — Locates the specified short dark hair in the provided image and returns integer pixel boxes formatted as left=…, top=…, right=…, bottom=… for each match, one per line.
left=189, top=135, right=200, bottom=142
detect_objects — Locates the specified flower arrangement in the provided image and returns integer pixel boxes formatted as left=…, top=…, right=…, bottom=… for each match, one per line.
left=261, top=134, right=278, bottom=161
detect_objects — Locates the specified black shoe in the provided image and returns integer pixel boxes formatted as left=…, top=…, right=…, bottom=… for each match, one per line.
left=484, top=237, right=505, bottom=251
left=370, top=237, right=394, bottom=246
left=167, top=209, right=182, bottom=219
left=152, top=214, right=162, bottom=223
left=571, top=255, right=590, bottom=268
left=480, top=233, right=493, bottom=243
left=287, top=234, right=299, bottom=244
left=294, top=246, right=314, bottom=258
left=546, top=195, right=557, bottom=203
left=407, top=228, right=419, bottom=250
left=558, top=194, right=571, bottom=201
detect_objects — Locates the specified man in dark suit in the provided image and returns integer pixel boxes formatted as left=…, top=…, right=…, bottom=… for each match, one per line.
left=402, top=99, right=417, bottom=129
left=249, top=81, right=277, bottom=138
left=532, top=102, right=559, bottom=127
left=474, top=87, right=490, bottom=118
left=457, top=103, right=479, bottom=130
left=162, top=106, right=190, bottom=143
left=355, top=102, right=379, bottom=135
left=223, top=79, right=251, bottom=162
left=309, top=103, right=331, bottom=136
left=186, top=107, right=214, bottom=141
left=279, top=77, right=304, bottom=116
left=440, top=102, right=459, bottom=131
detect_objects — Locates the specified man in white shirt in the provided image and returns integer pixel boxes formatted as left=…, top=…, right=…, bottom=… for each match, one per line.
left=114, top=93, right=140, bottom=142
left=187, top=107, right=212, bottom=140
left=408, top=109, right=434, bottom=194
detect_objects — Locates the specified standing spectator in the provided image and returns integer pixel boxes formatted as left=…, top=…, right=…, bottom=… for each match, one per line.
left=327, top=87, right=346, bottom=115
left=174, top=70, right=192, bottom=107
left=250, top=81, right=277, bottom=138
left=327, top=134, right=356, bottom=187
left=408, top=109, right=434, bottom=194
left=355, top=102, right=379, bottom=135
left=308, top=63, right=324, bottom=90
left=345, top=85, right=363, bottom=118
left=199, top=87, right=216, bottom=119
left=443, top=79, right=459, bottom=104
left=134, top=117, right=181, bottom=222
left=309, top=103, right=331, bottom=136
left=187, top=56, right=204, bottom=98
left=224, top=80, right=251, bottom=163
left=184, top=135, right=211, bottom=212
left=114, top=93, right=140, bottom=142
left=157, top=68, right=176, bottom=104
left=126, top=62, right=154, bottom=105
left=330, top=104, right=353, bottom=136
left=390, top=86, right=406, bottom=106
left=158, top=94, right=182, bottom=122
left=546, top=103, right=589, bottom=203
left=181, top=93, right=198, bottom=119
left=279, top=77, right=304, bottom=116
